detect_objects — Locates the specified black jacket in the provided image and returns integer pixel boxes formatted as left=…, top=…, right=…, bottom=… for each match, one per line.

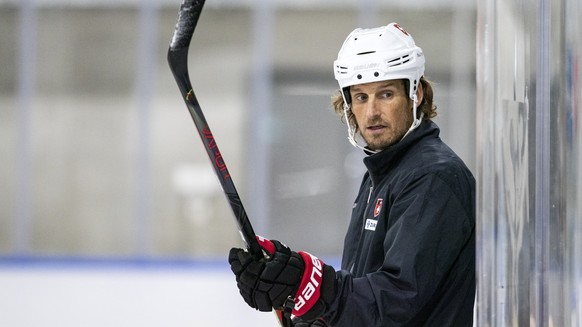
left=323, top=121, right=476, bottom=326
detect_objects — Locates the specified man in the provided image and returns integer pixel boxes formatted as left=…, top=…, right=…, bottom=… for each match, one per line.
left=229, top=23, right=475, bottom=326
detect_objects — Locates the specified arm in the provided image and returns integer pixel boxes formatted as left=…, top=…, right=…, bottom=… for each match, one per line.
left=325, top=172, right=475, bottom=326
left=229, top=172, right=474, bottom=326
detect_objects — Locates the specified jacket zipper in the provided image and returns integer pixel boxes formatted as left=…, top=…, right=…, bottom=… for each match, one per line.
left=350, top=182, right=374, bottom=274
left=363, top=182, right=374, bottom=227
left=349, top=179, right=375, bottom=274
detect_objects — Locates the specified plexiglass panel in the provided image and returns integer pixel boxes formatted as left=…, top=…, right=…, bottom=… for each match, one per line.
left=554, top=0, right=582, bottom=324
left=477, top=0, right=582, bottom=325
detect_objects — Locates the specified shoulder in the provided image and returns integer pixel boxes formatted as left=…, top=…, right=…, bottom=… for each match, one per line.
left=399, top=137, right=475, bottom=194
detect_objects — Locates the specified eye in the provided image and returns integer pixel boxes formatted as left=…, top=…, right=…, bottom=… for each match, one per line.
left=353, top=93, right=368, bottom=102
left=380, top=90, right=394, bottom=99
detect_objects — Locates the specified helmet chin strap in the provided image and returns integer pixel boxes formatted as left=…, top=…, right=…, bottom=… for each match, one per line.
left=400, top=94, right=423, bottom=141
left=342, top=94, right=423, bottom=154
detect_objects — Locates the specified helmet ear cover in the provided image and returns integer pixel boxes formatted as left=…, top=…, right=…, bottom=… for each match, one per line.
left=342, top=87, right=351, bottom=105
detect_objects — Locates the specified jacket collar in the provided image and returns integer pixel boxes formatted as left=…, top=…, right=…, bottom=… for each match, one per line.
left=362, top=120, right=440, bottom=184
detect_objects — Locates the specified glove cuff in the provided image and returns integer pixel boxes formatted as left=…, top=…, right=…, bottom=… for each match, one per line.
left=292, top=251, right=324, bottom=316
left=294, top=265, right=335, bottom=323
left=291, top=251, right=336, bottom=321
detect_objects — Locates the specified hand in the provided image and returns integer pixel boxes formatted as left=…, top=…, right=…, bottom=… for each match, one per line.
left=228, top=236, right=335, bottom=320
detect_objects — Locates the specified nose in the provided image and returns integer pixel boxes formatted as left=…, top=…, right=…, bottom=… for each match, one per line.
left=365, top=97, right=381, bottom=120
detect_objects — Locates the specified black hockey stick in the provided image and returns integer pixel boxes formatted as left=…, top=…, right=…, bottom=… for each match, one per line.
left=167, top=3, right=294, bottom=325
left=167, top=0, right=263, bottom=258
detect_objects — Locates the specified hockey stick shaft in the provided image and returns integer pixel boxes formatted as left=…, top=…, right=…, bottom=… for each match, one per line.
left=167, top=0, right=263, bottom=258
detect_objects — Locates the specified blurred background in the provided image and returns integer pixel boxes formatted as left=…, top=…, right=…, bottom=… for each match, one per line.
left=1, top=0, right=478, bottom=326
left=0, top=0, right=476, bottom=259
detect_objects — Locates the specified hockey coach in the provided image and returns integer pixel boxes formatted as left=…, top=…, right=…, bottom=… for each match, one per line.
left=229, top=22, right=476, bottom=327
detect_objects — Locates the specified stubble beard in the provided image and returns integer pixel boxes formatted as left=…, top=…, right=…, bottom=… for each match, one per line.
left=362, top=117, right=413, bottom=151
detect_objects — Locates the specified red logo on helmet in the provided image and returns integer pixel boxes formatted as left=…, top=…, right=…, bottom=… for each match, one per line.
left=392, top=23, right=410, bottom=36
left=374, top=198, right=383, bottom=217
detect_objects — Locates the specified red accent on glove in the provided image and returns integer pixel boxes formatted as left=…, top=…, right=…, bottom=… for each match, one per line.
left=292, top=251, right=324, bottom=317
left=255, top=235, right=325, bottom=318
left=256, top=235, right=276, bottom=256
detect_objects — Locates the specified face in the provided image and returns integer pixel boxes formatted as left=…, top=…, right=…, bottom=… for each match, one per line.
left=350, top=80, right=420, bottom=151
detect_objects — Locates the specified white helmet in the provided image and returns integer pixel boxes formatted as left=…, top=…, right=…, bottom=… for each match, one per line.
left=333, top=23, right=425, bottom=151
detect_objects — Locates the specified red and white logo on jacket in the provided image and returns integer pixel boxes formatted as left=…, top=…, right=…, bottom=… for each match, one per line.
left=374, top=198, right=383, bottom=217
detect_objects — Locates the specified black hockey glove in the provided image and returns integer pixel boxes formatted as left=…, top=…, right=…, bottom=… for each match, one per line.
left=228, top=236, right=336, bottom=321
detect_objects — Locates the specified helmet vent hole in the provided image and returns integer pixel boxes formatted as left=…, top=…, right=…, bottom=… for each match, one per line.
left=357, top=51, right=376, bottom=55
left=374, top=72, right=379, bottom=77
left=357, top=74, right=362, bottom=79
left=387, top=54, right=412, bottom=67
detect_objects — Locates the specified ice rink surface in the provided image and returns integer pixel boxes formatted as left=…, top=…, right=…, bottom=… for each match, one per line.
left=0, top=259, right=277, bottom=327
